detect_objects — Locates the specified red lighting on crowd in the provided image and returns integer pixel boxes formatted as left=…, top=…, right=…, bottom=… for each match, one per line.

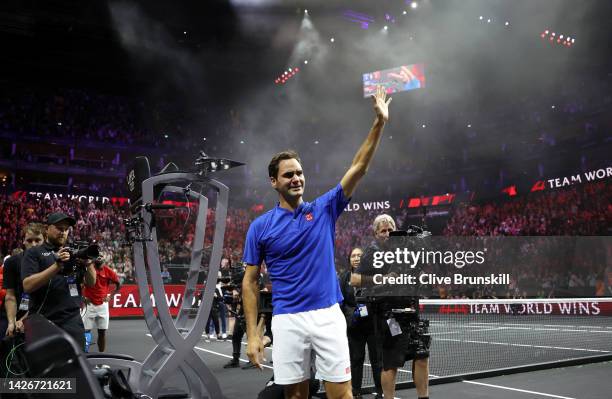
left=274, top=66, right=301, bottom=85
left=541, top=29, right=574, bottom=48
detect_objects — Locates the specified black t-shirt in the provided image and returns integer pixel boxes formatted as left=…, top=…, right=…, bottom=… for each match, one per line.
left=355, top=241, right=389, bottom=283
left=2, top=253, right=27, bottom=319
left=339, top=270, right=357, bottom=308
left=21, top=242, right=84, bottom=327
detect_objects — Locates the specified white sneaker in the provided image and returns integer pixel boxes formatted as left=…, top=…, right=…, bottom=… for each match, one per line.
left=221, top=333, right=227, bottom=339
left=202, top=334, right=208, bottom=339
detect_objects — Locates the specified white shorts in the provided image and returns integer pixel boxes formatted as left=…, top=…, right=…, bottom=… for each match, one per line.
left=271, top=303, right=351, bottom=385
left=82, top=302, right=110, bottom=330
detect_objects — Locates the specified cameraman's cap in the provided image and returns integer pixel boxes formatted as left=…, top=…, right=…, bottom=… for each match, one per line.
left=46, top=212, right=76, bottom=226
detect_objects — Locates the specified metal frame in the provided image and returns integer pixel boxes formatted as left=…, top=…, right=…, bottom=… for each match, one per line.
left=88, top=172, right=228, bottom=399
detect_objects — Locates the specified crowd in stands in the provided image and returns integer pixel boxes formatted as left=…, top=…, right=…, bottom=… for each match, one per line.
left=1, top=89, right=156, bottom=146
left=444, top=181, right=611, bottom=236
left=1, top=180, right=610, bottom=298
left=2, top=80, right=611, bottom=204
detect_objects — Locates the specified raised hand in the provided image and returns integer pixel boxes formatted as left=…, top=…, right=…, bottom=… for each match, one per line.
left=372, top=85, right=392, bottom=122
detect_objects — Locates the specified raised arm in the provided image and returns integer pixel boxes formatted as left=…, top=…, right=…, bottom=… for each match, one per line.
left=341, top=85, right=392, bottom=198
left=22, top=248, right=69, bottom=294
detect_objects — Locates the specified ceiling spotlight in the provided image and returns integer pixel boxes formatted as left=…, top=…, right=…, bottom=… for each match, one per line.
left=304, top=9, right=308, bottom=14
left=384, top=25, right=388, bottom=30
left=559, top=34, right=564, bottom=39
left=411, top=1, right=418, bottom=9
left=240, top=140, right=245, bottom=144
left=288, top=67, right=292, bottom=72
left=183, top=31, right=187, bottom=35
left=505, top=21, right=509, bottom=26
left=487, top=18, right=491, bottom=23
left=467, top=124, right=471, bottom=128
left=330, top=37, right=335, bottom=42
left=403, top=10, right=407, bottom=15
left=551, top=105, right=555, bottom=109
left=422, top=124, right=426, bottom=128
left=551, top=32, right=555, bottom=36
left=572, top=38, right=575, bottom=43
left=314, top=140, right=319, bottom=144
left=304, top=60, right=308, bottom=64
left=545, top=29, right=549, bottom=34
left=479, top=16, right=483, bottom=20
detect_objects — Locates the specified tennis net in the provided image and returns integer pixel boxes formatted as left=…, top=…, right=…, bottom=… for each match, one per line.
left=356, top=297, right=612, bottom=390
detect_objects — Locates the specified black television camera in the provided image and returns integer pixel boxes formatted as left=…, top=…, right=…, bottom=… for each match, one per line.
left=58, top=241, right=100, bottom=274
left=357, top=295, right=431, bottom=360
left=220, top=264, right=246, bottom=305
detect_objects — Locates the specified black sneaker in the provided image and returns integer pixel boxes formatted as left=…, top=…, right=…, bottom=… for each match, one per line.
left=241, top=361, right=258, bottom=369
left=223, top=359, right=240, bottom=368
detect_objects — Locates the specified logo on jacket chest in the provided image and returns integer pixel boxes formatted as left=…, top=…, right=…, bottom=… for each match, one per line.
left=305, top=213, right=314, bottom=222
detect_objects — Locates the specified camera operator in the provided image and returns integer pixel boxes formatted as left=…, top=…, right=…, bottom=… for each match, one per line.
left=351, top=214, right=430, bottom=399
left=21, top=212, right=96, bottom=349
left=82, top=257, right=121, bottom=352
left=2, top=222, right=46, bottom=339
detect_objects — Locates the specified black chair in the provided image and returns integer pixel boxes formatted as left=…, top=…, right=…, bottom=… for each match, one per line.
left=23, top=314, right=105, bottom=399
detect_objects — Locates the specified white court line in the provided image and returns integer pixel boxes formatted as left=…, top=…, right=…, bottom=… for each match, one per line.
left=145, top=334, right=585, bottom=398
left=434, top=323, right=612, bottom=334
left=465, top=322, right=612, bottom=330
left=241, top=341, right=272, bottom=350
left=145, top=334, right=274, bottom=369
left=436, top=338, right=610, bottom=353
left=429, top=327, right=502, bottom=335
left=195, top=348, right=577, bottom=399
left=194, top=346, right=274, bottom=370
left=463, top=380, right=576, bottom=399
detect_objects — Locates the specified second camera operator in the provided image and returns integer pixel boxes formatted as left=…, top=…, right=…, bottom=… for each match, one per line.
left=21, top=212, right=96, bottom=349
left=351, top=214, right=430, bottom=399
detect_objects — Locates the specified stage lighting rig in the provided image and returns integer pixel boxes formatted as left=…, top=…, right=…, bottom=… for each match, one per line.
left=541, top=29, right=575, bottom=47
left=274, top=66, right=300, bottom=85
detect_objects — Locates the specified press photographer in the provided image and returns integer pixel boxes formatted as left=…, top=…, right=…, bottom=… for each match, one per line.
left=21, top=212, right=97, bottom=349
left=351, top=214, right=431, bottom=399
